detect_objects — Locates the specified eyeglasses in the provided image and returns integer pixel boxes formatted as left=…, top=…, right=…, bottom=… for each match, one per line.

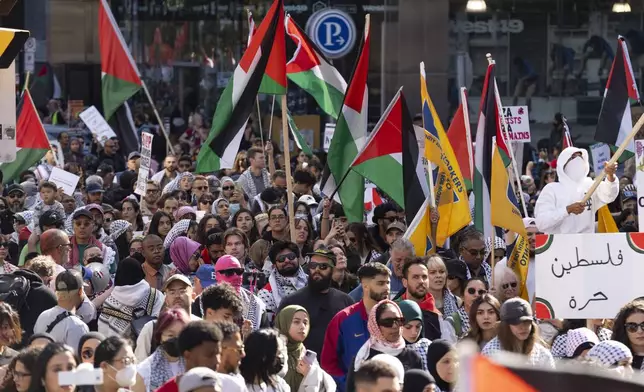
left=467, top=287, right=487, bottom=296
left=105, top=218, right=113, bottom=223
left=12, top=370, right=31, bottom=379
left=625, top=322, right=644, bottom=333
left=465, top=248, right=487, bottom=258
left=0, top=243, right=9, bottom=249
left=220, top=268, right=244, bottom=277
left=222, top=186, right=234, bottom=191
left=501, top=282, right=518, bottom=290
left=276, top=252, right=297, bottom=262
left=112, top=356, right=136, bottom=366
left=81, top=349, right=94, bottom=360
left=309, top=262, right=331, bottom=271
left=378, top=317, right=405, bottom=328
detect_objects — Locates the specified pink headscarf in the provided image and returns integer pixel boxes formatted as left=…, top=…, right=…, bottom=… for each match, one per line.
left=169, top=237, right=201, bottom=274
left=215, top=255, right=243, bottom=291
left=175, top=206, right=196, bottom=221
left=354, top=299, right=406, bottom=370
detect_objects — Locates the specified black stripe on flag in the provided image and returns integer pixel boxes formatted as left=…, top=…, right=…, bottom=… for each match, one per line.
left=401, top=92, right=425, bottom=225
left=509, top=365, right=644, bottom=391
left=481, top=64, right=497, bottom=197
left=595, top=40, right=629, bottom=145
left=208, top=1, right=282, bottom=157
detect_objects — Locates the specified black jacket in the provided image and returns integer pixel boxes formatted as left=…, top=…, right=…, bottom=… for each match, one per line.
left=393, top=289, right=443, bottom=341
left=13, top=269, right=57, bottom=344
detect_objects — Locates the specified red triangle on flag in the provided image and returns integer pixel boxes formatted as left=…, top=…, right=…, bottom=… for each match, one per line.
left=99, top=0, right=142, bottom=87
left=17, top=90, right=50, bottom=150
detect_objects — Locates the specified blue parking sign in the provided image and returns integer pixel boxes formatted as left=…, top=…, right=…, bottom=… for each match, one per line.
left=307, top=9, right=357, bottom=59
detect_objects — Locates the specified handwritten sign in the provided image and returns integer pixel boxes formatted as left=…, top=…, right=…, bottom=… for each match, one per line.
left=501, top=106, right=530, bottom=143
left=49, top=167, right=80, bottom=196
left=134, top=132, right=154, bottom=196
left=636, top=140, right=644, bottom=230
left=590, top=143, right=611, bottom=176
left=78, top=106, right=117, bottom=146
left=535, top=233, right=644, bottom=319
left=323, top=123, right=335, bottom=152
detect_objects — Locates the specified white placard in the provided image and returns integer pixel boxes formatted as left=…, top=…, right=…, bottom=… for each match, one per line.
left=590, top=143, right=611, bottom=176
left=535, top=233, right=644, bottom=319
left=135, top=132, right=154, bottom=196
left=636, top=140, right=644, bottom=229
left=49, top=167, right=80, bottom=196
left=196, top=210, right=206, bottom=223
left=501, top=105, right=530, bottom=142
left=78, top=106, right=117, bottom=146
left=323, top=123, right=335, bottom=152
left=0, top=62, right=17, bottom=163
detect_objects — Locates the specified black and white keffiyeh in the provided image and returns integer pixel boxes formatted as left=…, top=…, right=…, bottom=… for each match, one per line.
left=565, top=327, right=599, bottom=358
left=441, top=288, right=459, bottom=320
left=163, top=219, right=191, bottom=249
left=587, top=340, right=633, bottom=368
left=109, top=220, right=132, bottom=241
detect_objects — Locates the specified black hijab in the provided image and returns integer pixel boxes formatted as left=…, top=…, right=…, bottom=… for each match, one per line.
left=426, top=339, right=454, bottom=392
left=403, top=369, right=436, bottom=392
left=114, top=257, right=145, bottom=286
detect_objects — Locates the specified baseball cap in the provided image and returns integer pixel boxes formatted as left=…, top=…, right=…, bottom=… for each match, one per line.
left=6, top=184, right=25, bottom=195
left=96, top=164, right=114, bottom=176
left=307, top=246, right=336, bottom=266
left=522, top=218, right=538, bottom=230
left=298, top=194, right=318, bottom=207
left=86, top=183, right=105, bottom=194
left=85, top=203, right=104, bottom=215
left=622, top=184, right=637, bottom=202
left=196, top=264, right=217, bottom=289
left=500, top=298, right=533, bottom=325
left=128, top=152, right=142, bottom=160
left=40, top=210, right=65, bottom=228
left=445, top=258, right=467, bottom=282
left=72, top=209, right=93, bottom=220
left=386, top=221, right=406, bottom=234
left=178, top=367, right=220, bottom=392
left=55, top=270, right=84, bottom=292
left=163, top=274, right=193, bottom=291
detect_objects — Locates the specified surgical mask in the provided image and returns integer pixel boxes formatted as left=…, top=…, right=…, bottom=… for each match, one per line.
left=564, top=156, right=586, bottom=182
left=111, top=364, right=137, bottom=387
left=229, top=203, right=241, bottom=215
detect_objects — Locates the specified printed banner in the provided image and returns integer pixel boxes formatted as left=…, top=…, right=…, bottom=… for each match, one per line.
left=501, top=106, right=530, bottom=143
left=134, top=132, right=154, bottom=196
left=535, top=233, right=644, bottom=319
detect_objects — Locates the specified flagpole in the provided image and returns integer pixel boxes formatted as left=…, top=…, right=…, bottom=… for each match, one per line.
left=268, top=95, right=276, bottom=141
left=22, top=72, right=30, bottom=93
left=257, top=98, right=265, bottom=147
left=281, top=95, right=297, bottom=242
left=460, top=87, right=474, bottom=181
left=141, top=81, right=176, bottom=155
left=486, top=54, right=528, bottom=217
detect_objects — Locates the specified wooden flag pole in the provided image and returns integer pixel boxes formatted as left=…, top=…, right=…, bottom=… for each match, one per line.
left=581, top=113, right=644, bottom=204
left=486, top=53, right=529, bottom=217
left=420, top=63, right=437, bottom=210
left=257, top=98, right=265, bottom=147
left=22, top=72, right=30, bottom=93
left=281, top=95, right=297, bottom=242
left=141, top=81, right=176, bottom=155
left=268, top=95, right=276, bottom=141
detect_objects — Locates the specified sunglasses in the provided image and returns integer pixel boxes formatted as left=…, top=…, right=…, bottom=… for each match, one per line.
left=220, top=268, right=244, bottom=277
left=193, top=186, right=208, bottom=191
left=309, top=262, right=331, bottom=271
left=466, top=248, right=487, bottom=257
left=222, top=186, right=234, bottom=191
left=7, top=193, right=23, bottom=199
left=502, top=282, right=518, bottom=290
left=0, top=242, right=9, bottom=248
left=201, top=200, right=213, bottom=205
left=467, top=287, right=487, bottom=296
left=276, top=252, right=297, bottom=262
left=378, top=317, right=405, bottom=328
left=626, top=322, right=644, bottom=333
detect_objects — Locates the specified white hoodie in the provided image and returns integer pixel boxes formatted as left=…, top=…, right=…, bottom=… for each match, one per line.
left=534, top=147, right=619, bottom=234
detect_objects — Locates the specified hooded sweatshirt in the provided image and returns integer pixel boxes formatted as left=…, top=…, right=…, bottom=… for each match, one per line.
left=534, top=147, right=619, bottom=234
left=13, top=269, right=58, bottom=344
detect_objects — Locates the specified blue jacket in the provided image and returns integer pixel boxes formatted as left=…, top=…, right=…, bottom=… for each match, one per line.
left=348, top=263, right=403, bottom=302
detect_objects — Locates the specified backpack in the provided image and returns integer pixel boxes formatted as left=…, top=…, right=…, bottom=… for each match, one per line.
left=0, top=274, right=30, bottom=312
left=46, top=311, right=80, bottom=333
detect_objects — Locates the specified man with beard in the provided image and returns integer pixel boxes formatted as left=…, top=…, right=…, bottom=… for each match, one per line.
left=6, top=184, right=26, bottom=214
left=258, top=241, right=309, bottom=322
left=321, top=262, right=391, bottom=392
left=135, top=274, right=201, bottom=361
left=140, top=180, right=161, bottom=217
left=151, top=154, right=178, bottom=190
left=278, top=247, right=354, bottom=355
left=394, top=257, right=443, bottom=340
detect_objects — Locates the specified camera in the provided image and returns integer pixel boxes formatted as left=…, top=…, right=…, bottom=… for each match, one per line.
left=58, top=363, right=103, bottom=386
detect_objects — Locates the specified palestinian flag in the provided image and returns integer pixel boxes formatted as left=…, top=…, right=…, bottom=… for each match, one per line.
left=277, top=98, right=313, bottom=156
left=99, top=0, right=143, bottom=121
left=247, top=10, right=256, bottom=46
left=286, top=15, right=347, bottom=119
left=595, top=36, right=640, bottom=159
left=447, top=87, right=474, bottom=190
left=562, top=116, right=573, bottom=149
left=1, top=90, right=50, bottom=184
left=196, top=0, right=285, bottom=173
left=321, top=17, right=370, bottom=222
left=258, top=3, right=286, bottom=95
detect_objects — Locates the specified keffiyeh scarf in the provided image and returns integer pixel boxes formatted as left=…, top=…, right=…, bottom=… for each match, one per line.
left=162, top=172, right=194, bottom=194
left=239, top=168, right=270, bottom=197
left=149, top=347, right=185, bottom=391
left=441, top=288, right=459, bottom=320
left=109, top=220, right=132, bottom=241
left=239, top=287, right=264, bottom=330
left=268, top=267, right=308, bottom=307
left=455, top=306, right=470, bottom=337
left=460, top=257, right=492, bottom=284
left=587, top=340, right=633, bottom=368
left=163, top=219, right=191, bottom=249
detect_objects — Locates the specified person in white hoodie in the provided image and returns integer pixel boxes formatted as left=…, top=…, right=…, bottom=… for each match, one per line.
left=534, top=147, right=619, bottom=234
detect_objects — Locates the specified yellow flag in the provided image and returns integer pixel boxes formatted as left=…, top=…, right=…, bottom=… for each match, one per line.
left=404, top=198, right=435, bottom=256
left=506, top=235, right=530, bottom=301
left=491, top=146, right=527, bottom=236
left=597, top=205, right=618, bottom=233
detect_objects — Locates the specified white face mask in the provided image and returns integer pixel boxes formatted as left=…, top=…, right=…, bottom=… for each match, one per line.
left=564, top=156, right=586, bottom=182
left=112, top=364, right=137, bottom=387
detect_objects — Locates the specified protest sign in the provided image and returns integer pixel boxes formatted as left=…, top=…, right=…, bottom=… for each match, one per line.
left=134, top=132, right=154, bottom=196
left=501, top=106, right=530, bottom=142
left=78, top=106, right=117, bottom=146
left=535, top=233, right=644, bottom=319
left=0, top=62, right=16, bottom=162
left=49, top=167, right=80, bottom=196
left=323, top=123, right=335, bottom=152
left=636, top=140, right=644, bottom=230
left=590, top=143, right=611, bottom=176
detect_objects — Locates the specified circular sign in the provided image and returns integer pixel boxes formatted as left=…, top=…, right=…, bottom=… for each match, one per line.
left=307, top=9, right=356, bottom=59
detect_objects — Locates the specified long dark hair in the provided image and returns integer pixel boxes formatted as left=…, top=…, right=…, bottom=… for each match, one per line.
left=240, top=329, right=283, bottom=387
left=121, top=199, right=145, bottom=231
left=465, top=294, right=500, bottom=346
left=94, top=336, right=131, bottom=367
left=0, top=347, right=42, bottom=392
left=27, top=343, right=76, bottom=392
left=612, top=300, right=644, bottom=351
left=232, top=208, right=260, bottom=244
left=347, top=222, right=377, bottom=256
left=149, top=211, right=173, bottom=239
left=0, top=302, right=21, bottom=347
left=197, top=214, right=227, bottom=245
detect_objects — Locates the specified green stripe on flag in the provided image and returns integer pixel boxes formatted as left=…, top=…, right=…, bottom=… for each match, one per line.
left=351, top=154, right=403, bottom=207
left=102, top=74, right=141, bottom=120
left=1, top=147, right=49, bottom=184
left=288, top=70, right=345, bottom=119
left=286, top=112, right=313, bottom=156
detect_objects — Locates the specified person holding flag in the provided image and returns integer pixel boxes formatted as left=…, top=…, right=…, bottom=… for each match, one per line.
left=534, top=147, right=618, bottom=234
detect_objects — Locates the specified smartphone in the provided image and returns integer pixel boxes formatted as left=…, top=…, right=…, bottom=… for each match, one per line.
left=58, top=366, right=103, bottom=386
left=302, top=350, right=317, bottom=365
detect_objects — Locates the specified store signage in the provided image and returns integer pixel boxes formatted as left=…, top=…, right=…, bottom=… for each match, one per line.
left=450, top=19, right=524, bottom=34
left=307, top=9, right=357, bottom=59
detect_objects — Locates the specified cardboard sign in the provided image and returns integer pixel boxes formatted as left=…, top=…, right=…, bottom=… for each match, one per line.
left=49, top=167, right=80, bottom=196
left=590, top=143, right=611, bottom=176
left=134, top=132, right=154, bottom=196
left=535, top=233, right=644, bottom=319
left=323, top=123, right=335, bottom=152
left=78, top=106, right=117, bottom=146
left=501, top=106, right=530, bottom=142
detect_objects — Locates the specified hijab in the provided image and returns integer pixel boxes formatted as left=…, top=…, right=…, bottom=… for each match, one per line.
left=587, top=340, right=633, bottom=368
left=114, top=257, right=145, bottom=286
left=355, top=299, right=406, bottom=369
left=175, top=206, right=196, bottom=221
left=109, top=220, right=131, bottom=241
left=403, top=369, right=435, bottom=392
left=211, top=197, right=229, bottom=216
left=170, top=237, right=201, bottom=274
left=399, top=300, right=423, bottom=343
left=426, top=339, right=454, bottom=392
left=274, top=305, right=308, bottom=392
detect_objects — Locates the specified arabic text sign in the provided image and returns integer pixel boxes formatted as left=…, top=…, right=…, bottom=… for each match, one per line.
left=134, top=132, right=154, bottom=196
left=535, top=233, right=644, bottom=319
left=78, top=106, right=117, bottom=146
left=501, top=106, right=530, bottom=142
